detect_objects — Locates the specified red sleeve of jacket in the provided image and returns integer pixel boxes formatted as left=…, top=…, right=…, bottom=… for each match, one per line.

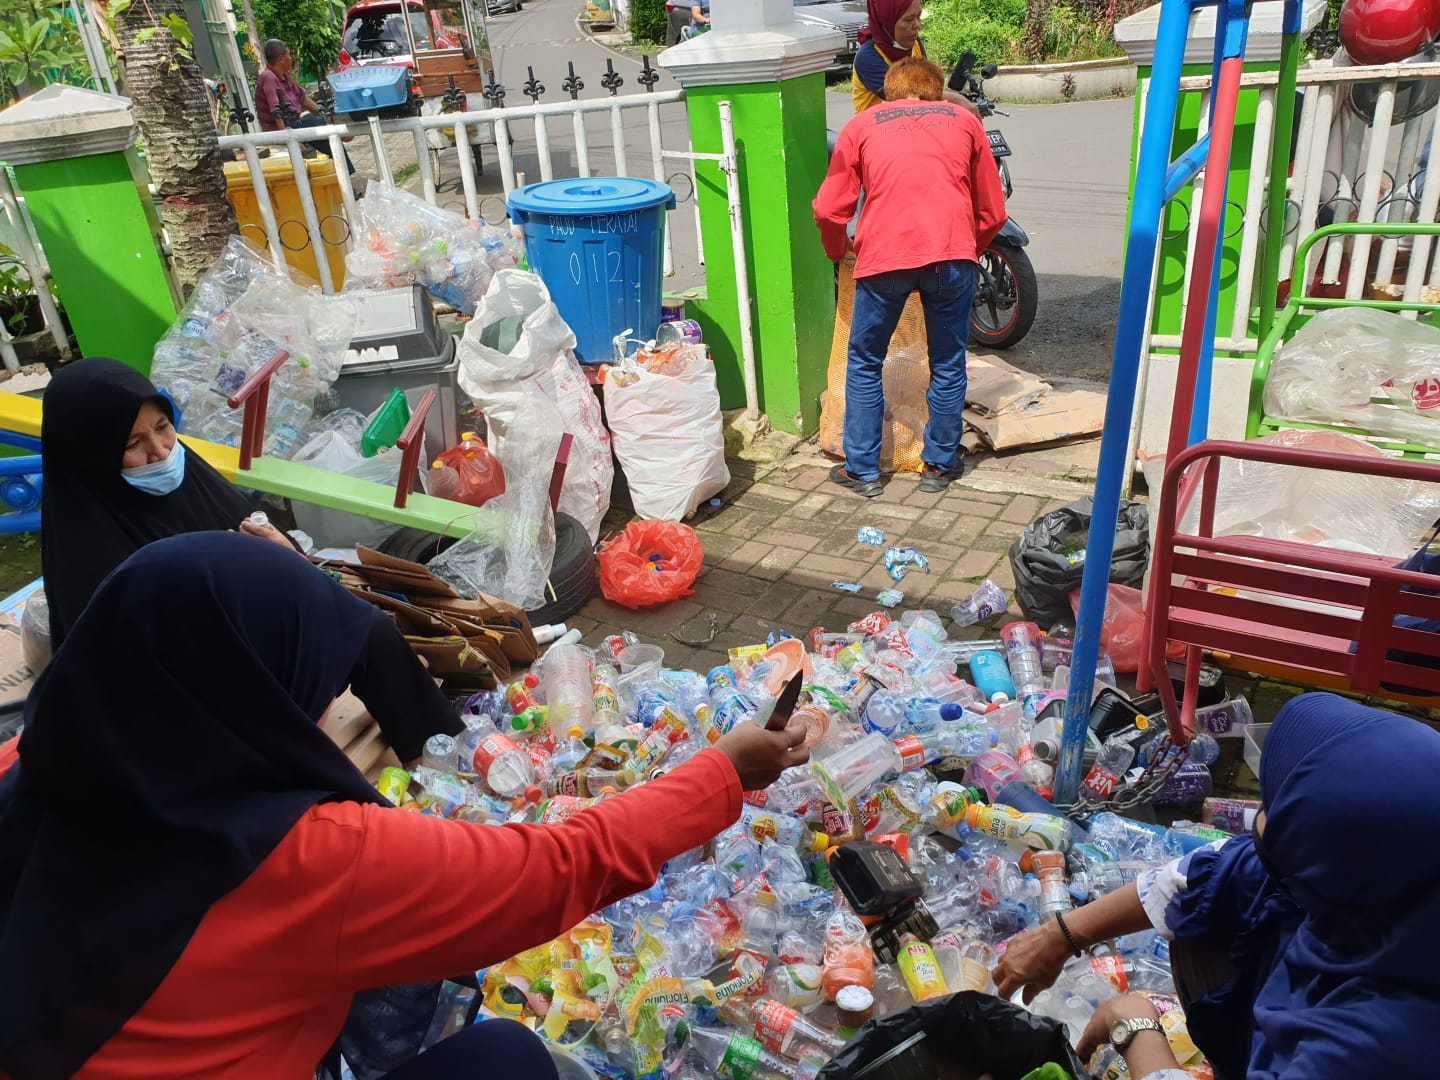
left=812, top=119, right=864, bottom=262
left=969, top=112, right=1007, bottom=255
left=0, top=734, right=15, bottom=781
left=333, top=747, right=742, bottom=987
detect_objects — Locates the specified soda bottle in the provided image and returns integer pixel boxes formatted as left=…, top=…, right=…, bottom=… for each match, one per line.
left=1001, top=621, right=1047, bottom=716
left=727, top=999, right=849, bottom=1059
left=1081, top=736, right=1137, bottom=803
left=738, top=804, right=831, bottom=852
left=591, top=663, right=622, bottom=735
left=951, top=579, right=1007, bottom=627
left=896, top=934, right=949, bottom=1002
left=504, top=672, right=540, bottom=714
left=685, top=1026, right=799, bottom=1080
left=964, top=802, right=1074, bottom=851
left=471, top=732, right=536, bottom=799
left=619, top=705, right=689, bottom=786
left=926, top=781, right=983, bottom=832
left=821, top=910, right=875, bottom=1001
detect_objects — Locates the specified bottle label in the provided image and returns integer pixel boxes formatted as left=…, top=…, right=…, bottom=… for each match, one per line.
left=894, top=735, right=928, bottom=772
left=898, top=940, right=947, bottom=1000
left=821, top=801, right=853, bottom=838
left=960, top=957, right=990, bottom=993
left=743, top=810, right=782, bottom=844
left=554, top=771, right=581, bottom=798
left=755, top=999, right=798, bottom=1054
left=719, top=1034, right=762, bottom=1080
left=472, top=733, right=518, bottom=774
left=1081, top=764, right=1121, bottom=800
left=1090, top=953, right=1130, bottom=993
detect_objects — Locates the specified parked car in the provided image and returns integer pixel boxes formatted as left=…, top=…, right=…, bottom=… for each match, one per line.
left=792, top=0, right=864, bottom=73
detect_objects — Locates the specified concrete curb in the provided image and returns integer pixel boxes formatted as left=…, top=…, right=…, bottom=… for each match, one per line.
left=575, top=11, right=654, bottom=71
left=987, top=57, right=1134, bottom=103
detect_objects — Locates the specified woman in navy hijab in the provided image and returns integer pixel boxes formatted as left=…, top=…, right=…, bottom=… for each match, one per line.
left=997, top=692, right=1440, bottom=1078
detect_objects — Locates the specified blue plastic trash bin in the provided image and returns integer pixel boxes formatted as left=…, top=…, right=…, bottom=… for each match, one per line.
left=508, top=178, right=676, bottom=364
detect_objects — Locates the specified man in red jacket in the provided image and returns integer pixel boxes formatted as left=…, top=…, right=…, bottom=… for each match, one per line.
left=814, top=57, right=1007, bottom=496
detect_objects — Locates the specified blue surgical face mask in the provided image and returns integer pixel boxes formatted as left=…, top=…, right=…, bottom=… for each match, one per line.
left=121, top=439, right=186, bottom=496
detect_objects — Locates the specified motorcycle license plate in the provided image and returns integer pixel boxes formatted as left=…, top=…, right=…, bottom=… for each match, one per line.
left=987, top=129, right=1012, bottom=158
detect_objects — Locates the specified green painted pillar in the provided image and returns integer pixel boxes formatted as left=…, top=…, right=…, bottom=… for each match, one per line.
left=0, top=85, right=178, bottom=375
left=659, top=10, right=844, bottom=435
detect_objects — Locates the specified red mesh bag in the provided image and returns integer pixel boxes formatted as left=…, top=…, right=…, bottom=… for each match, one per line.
left=598, top=521, right=705, bottom=609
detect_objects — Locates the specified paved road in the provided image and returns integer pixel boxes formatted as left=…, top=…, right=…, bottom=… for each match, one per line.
left=392, top=0, right=1132, bottom=381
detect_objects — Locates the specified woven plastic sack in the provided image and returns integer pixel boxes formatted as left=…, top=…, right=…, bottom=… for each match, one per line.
left=817, top=257, right=932, bottom=473
left=598, top=521, right=704, bottom=609
left=604, top=346, right=729, bottom=521
left=457, top=270, right=612, bottom=541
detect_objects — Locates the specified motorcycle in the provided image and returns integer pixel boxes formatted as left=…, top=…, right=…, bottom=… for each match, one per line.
left=950, top=51, right=1038, bottom=350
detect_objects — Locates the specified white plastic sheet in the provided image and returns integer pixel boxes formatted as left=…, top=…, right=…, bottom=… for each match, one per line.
left=1264, top=307, right=1440, bottom=446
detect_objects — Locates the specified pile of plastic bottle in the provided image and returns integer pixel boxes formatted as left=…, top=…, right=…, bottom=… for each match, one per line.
left=382, top=600, right=1252, bottom=1079
left=344, top=185, right=520, bottom=315
left=149, top=236, right=358, bottom=459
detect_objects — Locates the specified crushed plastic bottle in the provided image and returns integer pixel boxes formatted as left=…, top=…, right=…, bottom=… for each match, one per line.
left=951, top=579, right=1007, bottom=626
left=376, top=621, right=1225, bottom=1077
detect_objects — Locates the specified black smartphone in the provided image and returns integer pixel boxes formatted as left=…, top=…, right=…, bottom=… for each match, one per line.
left=767, top=670, right=805, bottom=731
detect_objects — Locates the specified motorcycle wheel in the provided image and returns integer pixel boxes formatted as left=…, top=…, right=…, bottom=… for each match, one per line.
left=970, top=243, right=1037, bottom=350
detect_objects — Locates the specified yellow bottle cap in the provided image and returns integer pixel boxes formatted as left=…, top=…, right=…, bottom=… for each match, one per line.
left=809, top=831, right=832, bottom=853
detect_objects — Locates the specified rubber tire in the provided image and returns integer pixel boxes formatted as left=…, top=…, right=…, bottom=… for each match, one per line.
left=377, top=511, right=597, bottom=626
left=970, top=243, right=1038, bottom=350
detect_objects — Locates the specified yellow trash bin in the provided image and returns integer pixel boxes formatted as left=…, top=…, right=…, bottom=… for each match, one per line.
left=224, top=156, right=348, bottom=289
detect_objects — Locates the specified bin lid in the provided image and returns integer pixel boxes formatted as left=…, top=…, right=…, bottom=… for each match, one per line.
left=508, top=177, right=674, bottom=217
left=224, top=155, right=337, bottom=191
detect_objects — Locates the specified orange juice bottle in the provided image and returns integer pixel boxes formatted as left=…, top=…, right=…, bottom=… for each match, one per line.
left=821, top=910, right=875, bottom=1001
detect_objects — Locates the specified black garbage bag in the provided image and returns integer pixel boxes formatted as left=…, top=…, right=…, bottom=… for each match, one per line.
left=817, top=992, right=1088, bottom=1080
left=1008, top=497, right=1149, bottom=627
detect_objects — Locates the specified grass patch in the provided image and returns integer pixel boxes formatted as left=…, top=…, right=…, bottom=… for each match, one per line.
left=0, top=532, right=40, bottom=598
left=923, top=0, right=1126, bottom=68
left=393, top=162, right=420, bottom=186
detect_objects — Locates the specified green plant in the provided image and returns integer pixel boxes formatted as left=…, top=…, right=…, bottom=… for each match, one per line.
left=923, top=0, right=1025, bottom=67
left=630, top=0, right=667, bottom=45
left=251, top=0, right=339, bottom=81
left=0, top=244, right=36, bottom=332
left=0, top=0, right=86, bottom=102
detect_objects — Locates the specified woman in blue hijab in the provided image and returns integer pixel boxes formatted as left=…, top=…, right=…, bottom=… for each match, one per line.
left=997, top=691, right=1440, bottom=1078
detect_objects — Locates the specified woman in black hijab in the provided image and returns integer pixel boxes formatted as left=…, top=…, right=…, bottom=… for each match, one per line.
left=40, top=356, right=271, bottom=645
left=0, top=532, right=802, bottom=1078
left=37, top=357, right=461, bottom=763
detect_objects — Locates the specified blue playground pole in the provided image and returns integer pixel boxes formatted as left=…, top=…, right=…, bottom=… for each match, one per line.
left=1054, top=0, right=1198, bottom=805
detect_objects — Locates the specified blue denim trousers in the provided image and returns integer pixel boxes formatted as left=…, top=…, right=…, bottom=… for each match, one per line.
left=843, top=260, right=977, bottom=481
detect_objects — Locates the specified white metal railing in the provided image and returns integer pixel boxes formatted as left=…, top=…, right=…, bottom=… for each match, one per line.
left=1152, top=58, right=1440, bottom=355
left=0, top=169, right=67, bottom=372
left=216, top=90, right=699, bottom=293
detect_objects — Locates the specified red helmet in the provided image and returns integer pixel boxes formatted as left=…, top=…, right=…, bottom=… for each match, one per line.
left=1339, top=0, right=1440, bottom=65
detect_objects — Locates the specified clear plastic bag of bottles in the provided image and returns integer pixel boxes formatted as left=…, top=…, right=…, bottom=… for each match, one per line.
left=149, top=237, right=357, bottom=460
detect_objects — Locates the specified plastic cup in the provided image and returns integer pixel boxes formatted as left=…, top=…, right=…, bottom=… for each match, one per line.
left=618, top=643, right=665, bottom=676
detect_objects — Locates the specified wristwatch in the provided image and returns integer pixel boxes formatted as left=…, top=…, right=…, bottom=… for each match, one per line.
left=1110, top=1015, right=1164, bottom=1052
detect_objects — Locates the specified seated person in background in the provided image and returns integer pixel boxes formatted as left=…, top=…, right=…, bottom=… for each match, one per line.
left=34, top=358, right=461, bottom=764
left=256, top=38, right=354, bottom=174
left=0, top=531, right=808, bottom=1078
left=995, top=692, right=1440, bottom=1079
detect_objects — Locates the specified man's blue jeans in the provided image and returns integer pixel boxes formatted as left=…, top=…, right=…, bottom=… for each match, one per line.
left=844, top=260, right=976, bottom=482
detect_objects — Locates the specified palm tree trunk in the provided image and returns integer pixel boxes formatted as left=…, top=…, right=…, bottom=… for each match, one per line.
left=114, top=0, right=236, bottom=297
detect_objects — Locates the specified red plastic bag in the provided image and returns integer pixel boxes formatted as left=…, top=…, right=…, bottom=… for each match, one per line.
left=429, top=433, right=505, bottom=507
left=598, top=520, right=705, bottom=609
left=1068, top=583, right=1146, bottom=673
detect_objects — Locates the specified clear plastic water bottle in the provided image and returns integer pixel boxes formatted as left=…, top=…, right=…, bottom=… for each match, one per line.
left=1001, top=621, right=1047, bottom=716
left=951, top=579, right=1007, bottom=627
left=684, top=1026, right=797, bottom=1079
left=862, top=689, right=906, bottom=736
left=420, top=732, right=458, bottom=772
left=1193, top=696, right=1254, bottom=736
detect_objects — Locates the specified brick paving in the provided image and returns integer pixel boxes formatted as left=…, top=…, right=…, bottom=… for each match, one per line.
left=570, top=437, right=1105, bottom=671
